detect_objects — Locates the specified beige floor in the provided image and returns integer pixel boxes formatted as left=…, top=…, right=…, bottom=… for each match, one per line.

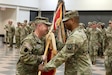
left=56, top=58, right=105, bottom=75
left=0, top=40, right=105, bottom=75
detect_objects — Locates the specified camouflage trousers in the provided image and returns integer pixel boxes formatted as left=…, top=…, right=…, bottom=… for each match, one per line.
left=5, top=32, right=9, bottom=44
left=104, top=56, right=112, bottom=75
left=15, top=36, right=20, bottom=48
left=90, top=55, right=97, bottom=65
left=9, top=35, right=13, bottom=47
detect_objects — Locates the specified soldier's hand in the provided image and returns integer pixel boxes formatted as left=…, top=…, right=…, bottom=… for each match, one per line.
left=42, top=55, right=47, bottom=62
left=38, top=64, right=44, bottom=71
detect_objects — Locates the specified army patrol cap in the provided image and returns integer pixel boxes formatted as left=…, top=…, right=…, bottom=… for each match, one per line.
left=97, top=22, right=102, bottom=25
left=101, top=23, right=105, bottom=26
left=92, top=21, right=97, bottom=24
left=79, top=23, right=85, bottom=26
left=88, top=22, right=92, bottom=25
left=62, top=10, right=79, bottom=22
left=109, top=20, right=112, bottom=23
left=35, top=16, right=51, bottom=26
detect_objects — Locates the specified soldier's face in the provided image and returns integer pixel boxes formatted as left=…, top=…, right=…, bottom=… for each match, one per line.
left=40, top=23, right=49, bottom=35
left=109, top=22, right=112, bottom=27
left=9, top=21, right=12, bottom=25
left=92, top=24, right=97, bottom=28
left=63, top=19, right=72, bottom=30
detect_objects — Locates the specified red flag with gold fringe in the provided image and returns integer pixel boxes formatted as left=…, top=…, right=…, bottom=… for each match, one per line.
left=40, top=0, right=66, bottom=75
left=53, top=1, right=63, bottom=30
left=53, top=0, right=66, bottom=43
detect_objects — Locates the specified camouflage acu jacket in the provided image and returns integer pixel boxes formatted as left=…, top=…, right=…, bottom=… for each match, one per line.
left=43, top=26, right=92, bottom=75
left=17, top=33, right=45, bottom=75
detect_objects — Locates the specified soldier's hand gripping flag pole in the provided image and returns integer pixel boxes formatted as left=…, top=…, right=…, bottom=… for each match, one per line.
left=38, top=0, right=66, bottom=75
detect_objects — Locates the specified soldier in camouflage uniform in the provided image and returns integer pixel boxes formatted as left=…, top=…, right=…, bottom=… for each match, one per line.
left=4, top=21, right=15, bottom=47
left=4, top=21, right=10, bottom=44
left=97, top=22, right=104, bottom=57
left=39, top=10, right=92, bottom=75
left=79, top=23, right=86, bottom=30
left=86, top=22, right=93, bottom=51
left=79, top=23, right=87, bottom=36
left=88, top=21, right=101, bottom=65
left=15, top=22, right=21, bottom=48
left=29, top=21, right=35, bottom=33
left=104, top=20, right=112, bottom=75
left=98, top=22, right=106, bottom=57
left=20, top=23, right=28, bottom=42
left=24, top=20, right=31, bottom=34
left=16, top=16, right=52, bottom=75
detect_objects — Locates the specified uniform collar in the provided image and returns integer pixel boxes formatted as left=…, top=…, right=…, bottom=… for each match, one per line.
left=32, top=32, right=43, bottom=44
left=70, top=26, right=80, bottom=35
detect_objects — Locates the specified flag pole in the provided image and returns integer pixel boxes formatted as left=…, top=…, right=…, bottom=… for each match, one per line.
left=38, top=0, right=66, bottom=75
left=38, top=7, right=57, bottom=75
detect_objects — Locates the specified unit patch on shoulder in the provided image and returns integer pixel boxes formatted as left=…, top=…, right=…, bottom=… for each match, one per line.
left=66, top=43, right=78, bottom=51
left=67, top=44, right=73, bottom=50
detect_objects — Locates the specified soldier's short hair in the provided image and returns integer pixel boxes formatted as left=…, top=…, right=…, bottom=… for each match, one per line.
left=24, top=20, right=27, bottom=23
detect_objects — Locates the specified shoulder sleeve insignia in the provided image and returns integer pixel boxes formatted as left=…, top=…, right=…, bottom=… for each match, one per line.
left=66, top=44, right=78, bottom=51
left=24, top=48, right=28, bottom=52
left=67, top=44, right=73, bottom=50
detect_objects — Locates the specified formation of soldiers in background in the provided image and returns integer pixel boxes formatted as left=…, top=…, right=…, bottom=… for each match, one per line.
left=4, top=20, right=35, bottom=48
left=4, top=19, right=112, bottom=75
left=79, top=20, right=112, bottom=75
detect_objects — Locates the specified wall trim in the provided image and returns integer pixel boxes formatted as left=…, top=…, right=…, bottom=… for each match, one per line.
left=0, top=3, right=39, bottom=11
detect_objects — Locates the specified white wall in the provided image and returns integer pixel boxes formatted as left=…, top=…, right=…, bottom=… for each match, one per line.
left=0, top=0, right=111, bottom=35
left=0, top=0, right=36, bottom=34
left=0, top=0, right=39, bottom=8
left=1, top=0, right=112, bottom=11
left=39, top=0, right=58, bottom=11
left=0, top=11, right=2, bottom=23
left=39, top=0, right=112, bottom=11
left=17, top=9, right=30, bottom=23
left=2, top=8, right=16, bottom=25
left=0, top=0, right=37, bottom=35
left=0, top=0, right=111, bottom=10
left=19, top=0, right=39, bottom=8
left=0, top=11, right=3, bottom=34
left=65, top=0, right=112, bottom=10
left=0, top=8, right=16, bottom=34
